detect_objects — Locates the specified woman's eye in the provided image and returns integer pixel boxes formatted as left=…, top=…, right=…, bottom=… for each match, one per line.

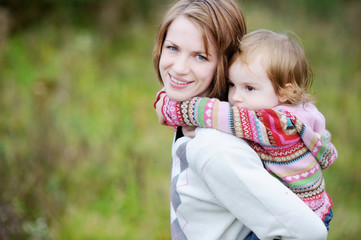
left=167, top=46, right=178, bottom=51
left=246, top=86, right=255, bottom=91
left=196, top=55, right=207, bottom=61
left=228, top=82, right=235, bottom=87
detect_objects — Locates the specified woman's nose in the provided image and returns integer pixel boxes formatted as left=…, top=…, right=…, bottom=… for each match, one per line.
left=173, top=55, right=189, bottom=74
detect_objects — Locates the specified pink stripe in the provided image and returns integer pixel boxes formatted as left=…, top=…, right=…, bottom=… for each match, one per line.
left=203, top=99, right=214, bottom=128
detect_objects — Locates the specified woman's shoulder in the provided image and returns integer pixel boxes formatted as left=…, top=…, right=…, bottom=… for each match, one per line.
left=187, top=128, right=259, bottom=163
left=193, top=128, right=247, bottom=147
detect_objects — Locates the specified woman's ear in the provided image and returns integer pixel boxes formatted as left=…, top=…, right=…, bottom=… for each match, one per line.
left=278, top=83, right=294, bottom=103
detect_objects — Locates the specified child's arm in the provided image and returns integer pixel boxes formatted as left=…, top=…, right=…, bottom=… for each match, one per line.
left=161, top=95, right=337, bottom=169
left=154, top=88, right=178, bottom=132
left=161, top=95, right=300, bottom=146
left=155, top=92, right=167, bottom=126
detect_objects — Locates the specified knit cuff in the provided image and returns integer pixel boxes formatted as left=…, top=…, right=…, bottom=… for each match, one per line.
left=153, top=88, right=166, bottom=109
left=162, top=96, right=185, bottom=127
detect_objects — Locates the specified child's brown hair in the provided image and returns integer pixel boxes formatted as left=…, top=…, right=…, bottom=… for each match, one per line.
left=231, top=29, right=313, bottom=105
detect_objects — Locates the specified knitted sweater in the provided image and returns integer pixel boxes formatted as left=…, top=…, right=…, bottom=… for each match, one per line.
left=161, top=96, right=338, bottom=219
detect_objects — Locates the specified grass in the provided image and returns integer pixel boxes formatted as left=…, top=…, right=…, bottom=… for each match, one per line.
left=0, top=1, right=360, bottom=239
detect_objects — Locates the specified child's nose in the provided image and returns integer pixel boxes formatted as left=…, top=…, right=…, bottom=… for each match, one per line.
left=232, top=91, right=243, bottom=103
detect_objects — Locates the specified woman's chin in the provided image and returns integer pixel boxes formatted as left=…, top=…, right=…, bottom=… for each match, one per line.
left=164, top=89, right=190, bottom=102
left=167, top=94, right=189, bottom=102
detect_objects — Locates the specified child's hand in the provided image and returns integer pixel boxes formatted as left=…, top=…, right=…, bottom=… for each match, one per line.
left=182, top=126, right=196, bottom=138
left=155, top=93, right=167, bottom=126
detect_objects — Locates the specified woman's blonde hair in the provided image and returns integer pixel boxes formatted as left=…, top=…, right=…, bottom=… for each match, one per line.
left=233, top=29, right=313, bottom=105
left=153, top=0, right=246, bottom=100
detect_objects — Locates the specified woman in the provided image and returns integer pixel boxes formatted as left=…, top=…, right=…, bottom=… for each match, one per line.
left=153, top=0, right=328, bottom=239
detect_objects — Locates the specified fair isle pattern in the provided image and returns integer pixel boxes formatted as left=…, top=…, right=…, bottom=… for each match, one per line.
left=162, top=96, right=185, bottom=127
left=232, top=105, right=243, bottom=137
left=171, top=142, right=189, bottom=240
left=299, top=123, right=333, bottom=169
left=181, top=100, right=192, bottom=126
left=162, top=96, right=337, bottom=220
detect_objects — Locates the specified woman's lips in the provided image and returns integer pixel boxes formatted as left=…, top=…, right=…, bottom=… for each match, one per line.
left=169, top=74, right=192, bottom=89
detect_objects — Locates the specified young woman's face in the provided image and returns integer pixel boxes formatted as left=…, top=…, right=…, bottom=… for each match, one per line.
left=159, top=16, right=218, bottom=102
left=228, top=55, right=282, bottom=111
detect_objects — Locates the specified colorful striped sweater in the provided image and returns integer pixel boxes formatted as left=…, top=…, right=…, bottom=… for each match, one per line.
left=160, top=96, right=338, bottom=220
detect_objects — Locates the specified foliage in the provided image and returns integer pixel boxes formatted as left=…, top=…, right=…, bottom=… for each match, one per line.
left=0, top=0, right=169, bottom=33
left=0, top=0, right=360, bottom=239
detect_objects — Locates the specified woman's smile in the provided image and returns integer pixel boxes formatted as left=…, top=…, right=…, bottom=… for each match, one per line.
left=169, top=73, right=193, bottom=88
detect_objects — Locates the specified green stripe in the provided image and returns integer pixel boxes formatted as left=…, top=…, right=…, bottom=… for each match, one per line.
left=288, top=169, right=321, bottom=188
left=197, top=98, right=209, bottom=128
left=316, top=135, right=327, bottom=159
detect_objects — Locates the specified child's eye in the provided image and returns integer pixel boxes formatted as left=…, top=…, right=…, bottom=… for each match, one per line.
left=228, top=82, right=235, bottom=87
left=246, top=86, right=255, bottom=91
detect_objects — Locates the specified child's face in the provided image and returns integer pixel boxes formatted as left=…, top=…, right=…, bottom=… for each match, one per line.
left=228, top=54, right=282, bottom=111
left=159, top=16, right=218, bottom=102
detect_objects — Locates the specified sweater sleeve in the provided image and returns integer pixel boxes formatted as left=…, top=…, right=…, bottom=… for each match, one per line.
left=162, top=96, right=302, bottom=147
left=287, top=111, right=337, bottom=170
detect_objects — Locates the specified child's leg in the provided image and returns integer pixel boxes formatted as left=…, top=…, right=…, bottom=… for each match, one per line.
left=244, top=232, right=278, bottom=240
left=323, top=208, right=333, bottom=231
left=244, top=232, right=260, bottom=240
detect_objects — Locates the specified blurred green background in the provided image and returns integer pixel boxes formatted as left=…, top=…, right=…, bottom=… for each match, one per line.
left=0, top=0, right=360, bottom=239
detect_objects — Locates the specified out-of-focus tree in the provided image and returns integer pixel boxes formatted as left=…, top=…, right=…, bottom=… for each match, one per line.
left=0, top=0, right=169, bottom=34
